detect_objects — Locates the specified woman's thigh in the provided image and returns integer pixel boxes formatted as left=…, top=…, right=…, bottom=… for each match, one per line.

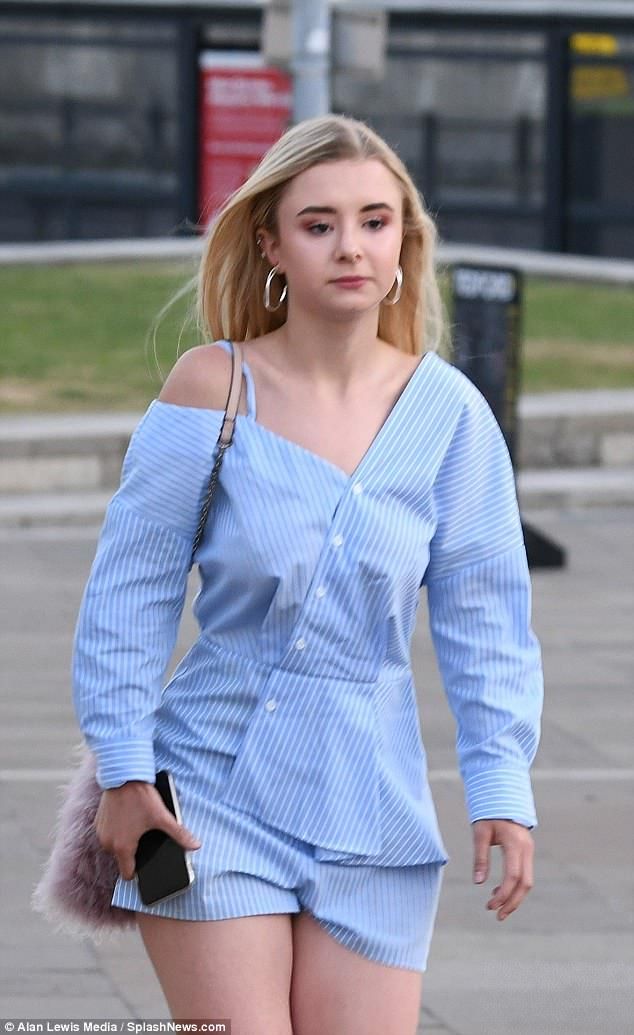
left=136, top=911, right=295, bottom=1034
left=290, top=910, right=423, bottom=1035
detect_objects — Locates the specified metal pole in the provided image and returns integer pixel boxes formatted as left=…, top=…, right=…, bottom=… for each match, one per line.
left=291, top=0, right=331, bottom=122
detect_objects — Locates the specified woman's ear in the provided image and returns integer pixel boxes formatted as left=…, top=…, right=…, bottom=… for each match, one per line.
left=255, top=230, right=266, bottom=261
left=255, top=227, right=274, bottom=263
left=255, top=227, right=282, bottom=269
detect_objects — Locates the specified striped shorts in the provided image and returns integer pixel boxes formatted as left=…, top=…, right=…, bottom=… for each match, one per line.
left=111, top=751, right=446, bottom=972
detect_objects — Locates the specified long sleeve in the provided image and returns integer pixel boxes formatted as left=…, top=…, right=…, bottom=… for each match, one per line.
left=71, top=400, right=224, bottom=790
left=423, top=380, right=544, bottom=830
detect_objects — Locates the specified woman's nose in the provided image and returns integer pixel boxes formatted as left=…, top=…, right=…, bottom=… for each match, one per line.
left=335, top=232, right=362, bottom=261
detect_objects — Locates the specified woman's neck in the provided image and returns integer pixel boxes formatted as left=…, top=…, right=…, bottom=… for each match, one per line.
left=270, top=311, right=385, bottom=387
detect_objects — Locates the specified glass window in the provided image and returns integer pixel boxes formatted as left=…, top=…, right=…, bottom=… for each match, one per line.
left=567, top=220, right=634, bottom=260
left=567, top=33, right=634, bottom=257
left=0, top=15, right=180, bottom=241
left=334, top=27, right=546, bottom=249
left=0, top=15, right=176, bottom=44
left=568, top=46, right=634, bottom=205
left=389, top=28, right=544, bottom=56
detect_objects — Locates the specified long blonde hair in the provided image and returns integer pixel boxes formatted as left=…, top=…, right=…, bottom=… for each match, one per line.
left=196, top=114, right=447, bottom=358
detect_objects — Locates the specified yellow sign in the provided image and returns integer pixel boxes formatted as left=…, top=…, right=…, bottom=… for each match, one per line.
left=571, top=33, right=618, bottom=56
left=572, top=66, right=629, bottom=101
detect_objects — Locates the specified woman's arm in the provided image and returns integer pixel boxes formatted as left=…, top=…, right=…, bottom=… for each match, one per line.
left=422, top=377, right=543, bottom=920
left=423, top=379, right=544, bottom=830
left=72, top=497, right=192, bottom=789
left=426, top=544, right=543, bottom=829
left=72, top=348, right=227, bottom=790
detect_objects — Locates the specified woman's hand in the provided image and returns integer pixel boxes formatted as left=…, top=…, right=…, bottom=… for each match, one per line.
left=94, top=780, right=202, bottom=881
left=472, top=818, right=534, bottom=921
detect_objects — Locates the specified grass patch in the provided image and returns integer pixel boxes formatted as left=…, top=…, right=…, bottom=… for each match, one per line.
left=0, top=260, right=200, bottom=413
left=521, top=277, right=634, bottom=391
left=0, top=261, right=632, bottom=413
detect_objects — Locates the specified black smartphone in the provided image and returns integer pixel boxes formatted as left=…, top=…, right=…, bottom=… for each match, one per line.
left=134, top=770, right=196, bottom=906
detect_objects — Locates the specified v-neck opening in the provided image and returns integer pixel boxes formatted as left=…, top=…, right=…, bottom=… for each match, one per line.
left=237, top=346, right=436, bottom=483
left=155, top=343, right=437, bottom=484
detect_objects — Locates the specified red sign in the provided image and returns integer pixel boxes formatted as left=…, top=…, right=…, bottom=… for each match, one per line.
left=198, top=52, right=293, bottom=228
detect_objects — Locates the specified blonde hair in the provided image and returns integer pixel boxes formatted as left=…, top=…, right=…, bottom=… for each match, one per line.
left=192, top=114, right=448, bottom=359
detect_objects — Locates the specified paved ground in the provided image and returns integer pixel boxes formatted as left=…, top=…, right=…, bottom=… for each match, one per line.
left=1, top=506, right=632, bottom=1033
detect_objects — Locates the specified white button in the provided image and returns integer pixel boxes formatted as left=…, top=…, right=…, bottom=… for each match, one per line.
left=264, top=698, right=277, bottom=712
left=315, top=585, right=327, bottom=598
left=295, top=637, right=306, bottom=650
left=332, top=533, right=344, bottom=547
left=352, top=482, right=363, bottom=495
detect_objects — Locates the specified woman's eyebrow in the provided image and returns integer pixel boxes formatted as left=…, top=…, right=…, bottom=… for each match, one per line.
left=295, top=203, right=395, bottom=217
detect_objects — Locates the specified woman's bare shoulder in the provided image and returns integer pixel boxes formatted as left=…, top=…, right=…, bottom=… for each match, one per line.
left=158, top=342, right=236, bottom=410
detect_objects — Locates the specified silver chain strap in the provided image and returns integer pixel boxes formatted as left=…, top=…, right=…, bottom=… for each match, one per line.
left=189, top=343, right=239, bottom=568
left=189, top=438, right=230, bottom=567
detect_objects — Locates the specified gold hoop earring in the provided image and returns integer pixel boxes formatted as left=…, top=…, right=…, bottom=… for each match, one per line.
left=383, top=265, right=403, bottom=305
left=264, top=266, right=288, bottom=311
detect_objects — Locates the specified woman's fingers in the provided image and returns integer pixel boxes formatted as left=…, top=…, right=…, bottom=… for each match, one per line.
left=499, top=841, right=534, bottom=920
left=115, top=848, right=138, bottom=882
left=472, top=819, right=535, bottom=921
left=95, top=782, right=203, bottom=882
left=472, top=832, right=490, bottom=884
left=486, top=842, right=521, bottom=913
left=487, top=838, right=534, bottom=920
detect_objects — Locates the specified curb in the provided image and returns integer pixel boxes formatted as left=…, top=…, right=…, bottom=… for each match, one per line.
left=1, top=468, right=632, bottom=529
left=1, top=390, right=634, bottom=518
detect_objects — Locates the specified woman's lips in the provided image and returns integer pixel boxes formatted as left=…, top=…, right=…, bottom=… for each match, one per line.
left=332, top=277, right=368, bottom=286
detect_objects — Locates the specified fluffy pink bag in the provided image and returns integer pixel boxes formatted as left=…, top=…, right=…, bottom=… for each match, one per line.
left=31, top=740, right=137, bottom=942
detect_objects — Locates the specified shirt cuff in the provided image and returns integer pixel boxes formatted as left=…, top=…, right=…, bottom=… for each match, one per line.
left=89, top=737, right=157, bottom=790
left=463, top=766, right=538, bottom=830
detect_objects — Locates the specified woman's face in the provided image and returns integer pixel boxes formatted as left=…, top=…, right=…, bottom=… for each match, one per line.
left=257, top=158, right=404, bottom=319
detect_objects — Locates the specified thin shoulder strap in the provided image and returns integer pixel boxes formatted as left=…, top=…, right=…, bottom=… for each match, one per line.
left=190, top=340, right=243, bottom=565
left=219, top=340, right=243, bottom=445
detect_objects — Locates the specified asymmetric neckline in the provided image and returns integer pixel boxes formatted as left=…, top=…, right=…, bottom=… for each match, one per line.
left=154, top=347, right=438, bottom=483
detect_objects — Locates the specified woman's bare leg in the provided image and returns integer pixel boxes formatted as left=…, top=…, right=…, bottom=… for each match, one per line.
left=290, top=910, right=423, bottom=1035
left=136, top=911, right=295, bottom=1034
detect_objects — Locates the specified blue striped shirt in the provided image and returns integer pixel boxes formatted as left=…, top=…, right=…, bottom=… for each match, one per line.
left=72, top=341, right=543, bottom=866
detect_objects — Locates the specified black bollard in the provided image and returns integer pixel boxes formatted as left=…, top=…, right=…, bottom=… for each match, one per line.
left=450, top=263, right=565, bottom=570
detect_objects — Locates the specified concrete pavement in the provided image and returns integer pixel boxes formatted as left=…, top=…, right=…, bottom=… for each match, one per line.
left=1, top=506, right=632, bottom=1033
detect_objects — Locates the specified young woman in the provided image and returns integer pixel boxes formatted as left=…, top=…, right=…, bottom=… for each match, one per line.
left=75, top=114, right=543, bottom=1034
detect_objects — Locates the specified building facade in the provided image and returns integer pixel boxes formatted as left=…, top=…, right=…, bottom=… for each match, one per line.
left=1, top=1, right=633, bottom=257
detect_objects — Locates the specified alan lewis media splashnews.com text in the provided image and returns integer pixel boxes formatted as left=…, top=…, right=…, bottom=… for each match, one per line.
left=2, top=1024, right=231, bottom=1033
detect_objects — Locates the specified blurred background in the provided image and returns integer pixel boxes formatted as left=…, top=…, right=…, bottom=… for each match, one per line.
left=1, top=0, right=634, bottom=255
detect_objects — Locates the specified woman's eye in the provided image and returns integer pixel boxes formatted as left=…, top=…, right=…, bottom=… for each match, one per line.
left=306, top=218, right=387, bottom=235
